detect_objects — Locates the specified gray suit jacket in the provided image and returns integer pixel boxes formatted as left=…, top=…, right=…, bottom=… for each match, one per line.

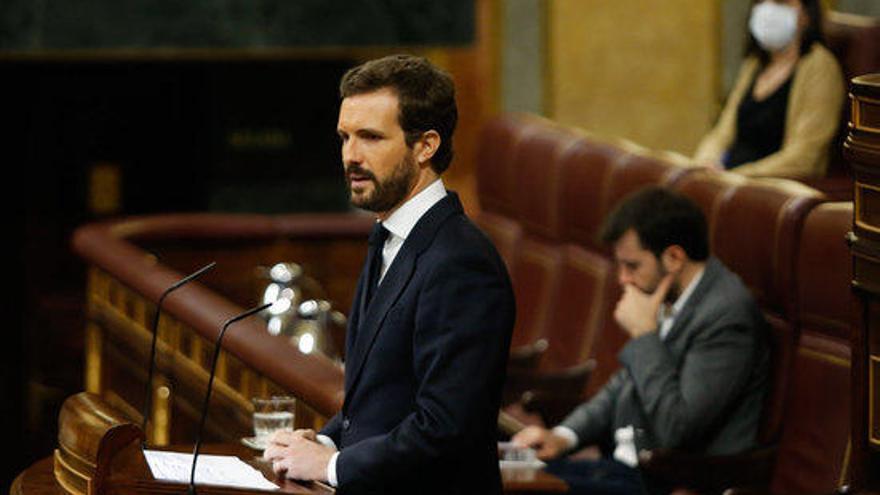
left=560, top=257, right=769, bottom=456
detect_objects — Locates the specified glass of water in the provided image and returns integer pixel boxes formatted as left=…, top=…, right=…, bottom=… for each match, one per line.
left=252, top=396, right=296, bottom=444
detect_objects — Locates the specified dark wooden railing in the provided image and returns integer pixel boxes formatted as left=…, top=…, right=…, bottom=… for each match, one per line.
left=71, top=212, right=372, bottom=446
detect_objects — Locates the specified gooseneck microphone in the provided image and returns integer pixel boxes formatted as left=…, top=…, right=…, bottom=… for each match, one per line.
left=141, top=261, right=217, bottom=446
left=188, top=302, right=273, bottom=495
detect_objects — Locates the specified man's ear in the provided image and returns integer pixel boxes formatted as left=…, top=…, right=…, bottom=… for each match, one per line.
left=661, top=245, right=687, bottom=274
left=414, top=130, right=441, bottom=165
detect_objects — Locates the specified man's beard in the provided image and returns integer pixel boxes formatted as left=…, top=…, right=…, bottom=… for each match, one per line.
left=346, top=154, right=417, bottom=213
left=650, top=265, right=680, bottom=303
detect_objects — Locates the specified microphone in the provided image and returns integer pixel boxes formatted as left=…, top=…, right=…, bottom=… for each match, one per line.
left=141, top=261, right=217, bottom=446
left=188, top=302, right=273, bottom=495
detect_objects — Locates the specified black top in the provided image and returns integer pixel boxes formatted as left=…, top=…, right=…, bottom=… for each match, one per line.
left=724, top=72, right=793, bottom=169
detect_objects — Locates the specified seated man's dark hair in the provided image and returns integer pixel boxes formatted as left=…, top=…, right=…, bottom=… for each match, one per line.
left=600, top=186, right=709, bottom=261
left=339, top=54, right=458, bottom=174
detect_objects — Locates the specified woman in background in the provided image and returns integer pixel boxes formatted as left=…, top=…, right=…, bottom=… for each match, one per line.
left=693, top=0, right=844, bottom=178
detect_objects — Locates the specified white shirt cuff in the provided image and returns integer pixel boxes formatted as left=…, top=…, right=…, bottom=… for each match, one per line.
left=551, top=425, right=579, bottom=452
left=315, top=435, right=339, bottom=487
left=315, top=434, right=337, bottom=450
left=325, top=452, right=339, bottom=487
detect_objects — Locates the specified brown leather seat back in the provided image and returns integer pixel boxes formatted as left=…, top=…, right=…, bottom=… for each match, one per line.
left=559, top=137, right=630, bottom=253
left=504, top=121, right=576, bottom=349
left=671, top=171, right=748, bottom=249
left=762, top=202, right=856, bottom=491
left=542, top=244, right=614, bottom=371
left=770, top=331, right=851, bottom=495
left=797, top=202, right=855, bottom=342
left=475, top=115, right=531, bottom=281
left=550, top=135, right=633, bottom=387
left=757, top=313, right=796, bottom=446
left=710, top=179, right=823, bottom=318
left=824, top=12, right=880, bottom=83
left=604, top=154, right=695, bottom=224
left=476, top=114, right=538, bottom=217
left=509, top=122, right=619, bottom=372
left=476, top=212, right=522, bottom=282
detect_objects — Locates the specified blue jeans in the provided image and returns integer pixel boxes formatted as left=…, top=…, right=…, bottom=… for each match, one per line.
left=545, top=457, right=648, bottom=495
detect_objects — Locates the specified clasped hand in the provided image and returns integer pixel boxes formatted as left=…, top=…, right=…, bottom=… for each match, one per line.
left=262, top=429, right=335, bottom=482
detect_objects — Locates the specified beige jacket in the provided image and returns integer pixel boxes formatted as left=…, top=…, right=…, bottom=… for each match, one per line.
left=693, top=43, right=845, bottom=178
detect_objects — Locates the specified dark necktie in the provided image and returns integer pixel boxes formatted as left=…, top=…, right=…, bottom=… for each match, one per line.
left=364, top=222, right=389, bottom=309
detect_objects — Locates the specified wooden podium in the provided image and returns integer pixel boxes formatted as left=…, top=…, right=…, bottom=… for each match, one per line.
left=849, top=73, right=880, bottom=491
left=13, top=392, right=330, bottom=495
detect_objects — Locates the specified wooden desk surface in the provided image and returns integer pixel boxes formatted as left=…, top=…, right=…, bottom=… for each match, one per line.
left=12, top=444, right=568, bottom=495
left=501, top=466, right=569, bottom=494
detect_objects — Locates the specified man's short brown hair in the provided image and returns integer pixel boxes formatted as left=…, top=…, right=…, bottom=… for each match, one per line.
left=600, top=186, right=709, bottom=261
left=340, top=54, right=457, bottom=174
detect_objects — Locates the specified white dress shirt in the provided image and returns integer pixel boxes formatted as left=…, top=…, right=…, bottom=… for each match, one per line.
left=553, top=267, right=705, bottom=467
left=318, top=179, right=447, bottom=486
left=378, top=178, right=448, bottom=282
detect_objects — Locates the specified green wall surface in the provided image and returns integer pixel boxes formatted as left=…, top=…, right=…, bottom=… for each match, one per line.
left=1, top=0, right=475, bottom=50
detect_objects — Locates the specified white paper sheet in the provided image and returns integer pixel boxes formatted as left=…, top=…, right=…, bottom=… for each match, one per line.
left=144, top=449, right=279, bottom=491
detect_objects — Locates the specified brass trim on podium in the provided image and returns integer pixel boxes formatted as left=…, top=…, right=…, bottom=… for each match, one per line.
left=53, top=447, right=89, bottom=495
left=85, top=322, right=103, bottom=394
left=856, top=182, right=880, bottom=235
left=852, top=95, right=880, bottom=135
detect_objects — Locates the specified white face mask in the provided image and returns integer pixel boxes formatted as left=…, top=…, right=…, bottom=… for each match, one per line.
left=749, top=2, right=800, bottom=52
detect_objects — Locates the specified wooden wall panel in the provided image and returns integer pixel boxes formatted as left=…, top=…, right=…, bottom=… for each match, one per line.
left=546, top=0, right=719, bottom=155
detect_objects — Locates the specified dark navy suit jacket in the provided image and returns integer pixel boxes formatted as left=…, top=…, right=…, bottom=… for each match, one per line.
left=320, top=192, right=515, bottom=494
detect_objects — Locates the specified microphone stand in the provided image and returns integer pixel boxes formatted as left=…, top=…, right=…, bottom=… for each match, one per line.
left=142, top=261, right=217, bottom=447
left=188, top=302, right=273, bottom=495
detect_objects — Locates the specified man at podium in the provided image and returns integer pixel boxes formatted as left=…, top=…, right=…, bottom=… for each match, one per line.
left=263, top=54, right=516, bottom=494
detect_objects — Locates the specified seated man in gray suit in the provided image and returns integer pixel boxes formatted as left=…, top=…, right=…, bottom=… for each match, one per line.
left=512, top=186, right=769, bottom=495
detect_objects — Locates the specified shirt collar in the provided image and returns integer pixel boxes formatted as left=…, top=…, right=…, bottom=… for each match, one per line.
left=668, top=266, right=705, bottom=318
left=381, top=178, right=447, bottom=241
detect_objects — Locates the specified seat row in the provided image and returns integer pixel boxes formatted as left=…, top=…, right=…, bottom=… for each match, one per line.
left=476, top=113, right=854, bottom=494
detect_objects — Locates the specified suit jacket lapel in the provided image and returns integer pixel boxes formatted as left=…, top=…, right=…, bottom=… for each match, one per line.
left=343, top=193, right=463, bottom=401
left=664, top=257, right=722, bottom=343
left=345, top=263, right=369, bottom=359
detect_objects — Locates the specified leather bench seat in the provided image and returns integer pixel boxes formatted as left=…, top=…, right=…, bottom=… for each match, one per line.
left=476, top=113, right=856, bottom=492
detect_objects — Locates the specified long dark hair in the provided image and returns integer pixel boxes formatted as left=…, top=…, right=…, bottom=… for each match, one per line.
left=746, top=0, right=825, bottom=63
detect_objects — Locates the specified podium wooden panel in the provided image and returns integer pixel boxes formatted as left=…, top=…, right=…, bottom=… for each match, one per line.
left=848, top=73, right=880, bottom=490
left=13, top=392, right=330, bottom=495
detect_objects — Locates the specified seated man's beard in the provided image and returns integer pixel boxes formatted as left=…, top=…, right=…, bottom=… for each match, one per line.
left=656, top=267, right=680, bottom=303
left=347, top=155, right=417, bottom=213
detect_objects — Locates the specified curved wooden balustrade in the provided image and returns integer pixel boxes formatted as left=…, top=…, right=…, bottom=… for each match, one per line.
left=71, top=212, right=373, bottom=446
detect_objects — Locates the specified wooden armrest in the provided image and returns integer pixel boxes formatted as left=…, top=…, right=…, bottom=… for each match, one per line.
left=503, top=360, right=596, bottom=422
left=639, top=445, right=776, bottom=495
left=519, top=389, right=586, bottom=427
left=507, top=359, right=596, bottom=395
left=507, top=339, right=549, bottom=370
